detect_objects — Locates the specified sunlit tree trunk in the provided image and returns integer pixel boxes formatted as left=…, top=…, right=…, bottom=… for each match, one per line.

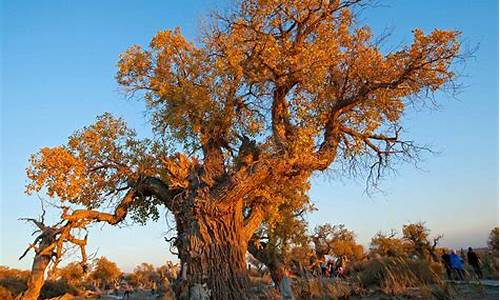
left=19, top=214, right=89, bottom=300
left=248, top=243, right=284, bottom=287
left=173, top=199, right=251, bottom=300
left=20, top=252, right=51, bottom=300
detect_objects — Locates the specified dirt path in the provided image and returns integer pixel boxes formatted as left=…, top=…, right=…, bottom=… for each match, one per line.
left=451, top=283, right=499, bottom=300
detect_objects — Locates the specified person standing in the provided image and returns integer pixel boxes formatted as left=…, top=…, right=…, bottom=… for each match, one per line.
left=320, top=261, right=327, bottom=277
left=279, top=269, right=295, bottom=300
left=123, top=283, right=131, bottom=299
left=467, top=247, right=483, bottom=279
left=450, top=250, right=465, bottom=281
left=328, top=261, right=336, bottom=278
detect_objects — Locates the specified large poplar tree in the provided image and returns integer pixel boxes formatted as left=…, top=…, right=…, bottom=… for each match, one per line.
left=26, top=0, right=462, bottom=298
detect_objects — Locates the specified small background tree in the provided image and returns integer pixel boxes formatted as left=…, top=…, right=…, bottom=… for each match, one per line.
left=312, top=224, right=364, bottom=262
left=402, top=222, right=442, bottom=261
left=57, top=262, right=85, bottom=287
left=89, top=257, right=122, bottom=290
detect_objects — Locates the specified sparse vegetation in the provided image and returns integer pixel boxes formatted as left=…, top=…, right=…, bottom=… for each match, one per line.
left=488, top=227, right=499, bottom=256
left=352, top=257, right=444, bottom=295
left=2, top=223, right=498, bottom=299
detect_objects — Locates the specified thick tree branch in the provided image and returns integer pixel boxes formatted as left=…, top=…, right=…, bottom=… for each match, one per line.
left=272, top=81, right=297, bottom=149
left=243, top=206, right=264, bottom=241
left=64, top=176, right=175, bottom=224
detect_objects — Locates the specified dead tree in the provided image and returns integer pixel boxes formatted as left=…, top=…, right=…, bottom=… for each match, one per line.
left=18, top=208, right=89, bottom=300
left=427, top=234, right=444, bottom=262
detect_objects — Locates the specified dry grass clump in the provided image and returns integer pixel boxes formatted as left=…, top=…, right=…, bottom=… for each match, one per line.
left=0, top=267, right=29, bottom=298
left=0, top=267, right=81, bottom=300
left=0, top=286, right=14, bottom=300
left=476, top=252, right=499, bottom=280
left=351, top=257, right=449, bottom=298
left=40, top=279, right=81, bottom=299
left=292, top=277, right=352, bottom=299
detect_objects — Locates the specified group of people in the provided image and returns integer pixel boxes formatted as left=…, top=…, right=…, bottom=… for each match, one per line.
left=441, top=247, right=483, bottom=281
left=314, top=255, right=348, bottom=279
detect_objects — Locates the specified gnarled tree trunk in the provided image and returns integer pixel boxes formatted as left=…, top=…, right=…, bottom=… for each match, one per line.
left=247, top=237, right=296, bottom=300
left=21, top=251, right=52, bottom=300
left=19, top=215, right=89, bottom=300
left=247, top=241, right=286, bottom=287
left=173, top=199, right=251, bottom=300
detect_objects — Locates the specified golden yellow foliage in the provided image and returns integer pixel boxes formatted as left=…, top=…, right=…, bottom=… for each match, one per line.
left=370, top=231, right=410, bottom=257
left=28, top=0, right=461, bottom=218
left=89, top=257, right=121, bottom=289
left=313, top=223, right=364, bottom=260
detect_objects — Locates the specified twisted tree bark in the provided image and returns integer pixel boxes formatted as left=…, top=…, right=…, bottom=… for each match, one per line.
left=19, top=216, right=88, bottom=300
left=174, top=202, right=250, bottom=299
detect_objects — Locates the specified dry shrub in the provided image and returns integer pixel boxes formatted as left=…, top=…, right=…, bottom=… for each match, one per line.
left=249, top=273, right=273, bottom=286
left=0, top=285, right=14, bottom=300
left=158, top=290, right=176, bottom=300
left=0, top=276, right=80, bottom=300
left=253, top=287, right=280, bottom=300
left=292, top=277, right=352, bottom=299
left=0, top=266, right=30, bottom=297
left=157, top=281, right=176, bottom=300
left=479, top=253, right=499, bottom=280
left=40, top=279, right=80, bottom=299
left=0, top=275, right=27, bottom=296
left=352, top=257, right=449, bottom=298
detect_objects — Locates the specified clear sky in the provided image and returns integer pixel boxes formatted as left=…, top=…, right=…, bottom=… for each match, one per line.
left=1, top=0, right=498, bottom=272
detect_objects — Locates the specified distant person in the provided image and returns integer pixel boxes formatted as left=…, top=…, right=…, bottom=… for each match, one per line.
left=334, top=257, right=344, bottom=279
left=337, top=255, right=348, bottom=279
left=449, top=250, right=465, bottom=281
left=123, top=283, right=132, bottom=299
left=467, top=247, right=483, bottom=279
left=279, top=269, right=295, bottom=300
left=336, top=266, right=346, bottom=279
left=312, top=261, right=321, bottom=277
left=328, top=261, right=336, bottom=278
left=320, top=262, right=327, bottom=276
left=441, top=250, right=452, bottom=280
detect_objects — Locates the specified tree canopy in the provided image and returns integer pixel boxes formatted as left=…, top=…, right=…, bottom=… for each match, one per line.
left=313, top=223, right=364, bottom=260
left=89, top=257, right=122, bottom=289
left=27, top=0, right=461, bottom=221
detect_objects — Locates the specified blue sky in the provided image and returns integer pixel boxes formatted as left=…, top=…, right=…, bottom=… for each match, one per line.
left=1, top=0, right=498, bottom=272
